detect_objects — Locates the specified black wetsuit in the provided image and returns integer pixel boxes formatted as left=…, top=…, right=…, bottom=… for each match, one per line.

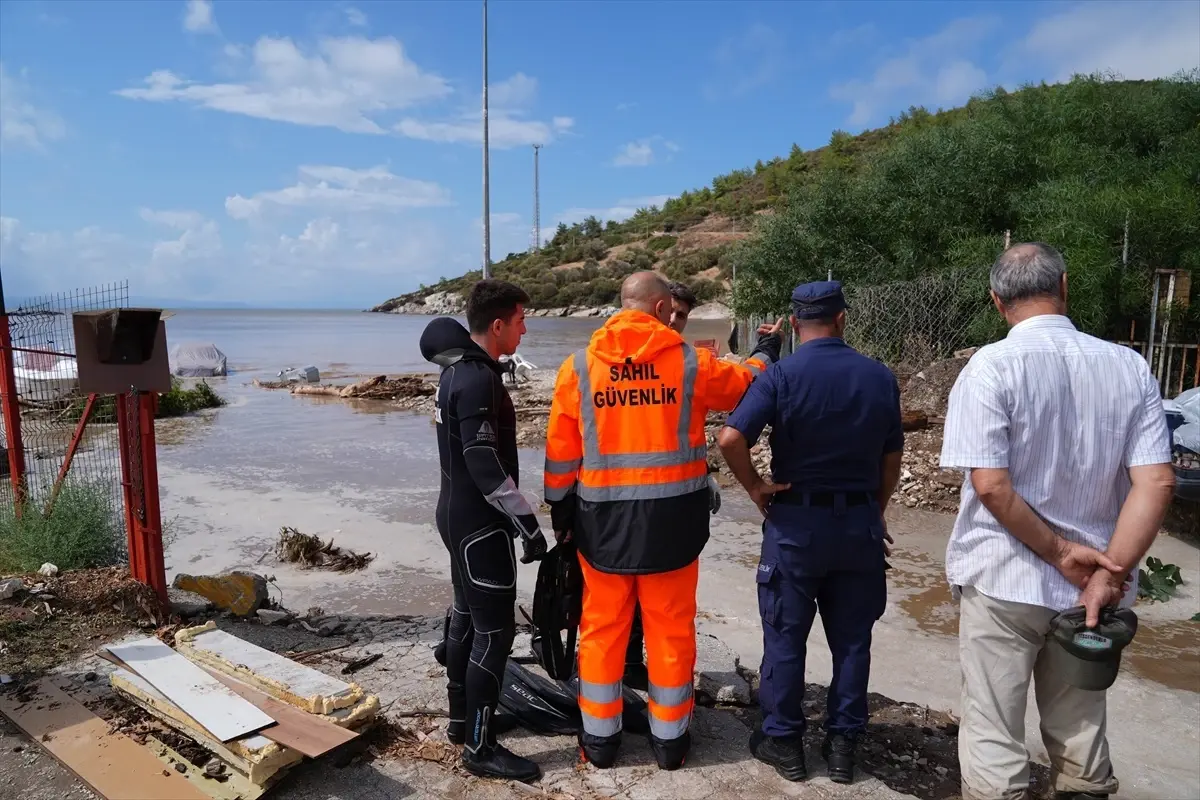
left=419, top=318, right=543, bottom=753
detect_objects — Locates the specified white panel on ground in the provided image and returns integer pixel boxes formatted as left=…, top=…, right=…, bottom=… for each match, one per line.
left=178, top=625, right=359, bottom=713
left=107, top=638, right=276, bottom=742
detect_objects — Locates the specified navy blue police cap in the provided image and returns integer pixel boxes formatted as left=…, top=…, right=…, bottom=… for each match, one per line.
left=791, top=280, right=848, bottom=320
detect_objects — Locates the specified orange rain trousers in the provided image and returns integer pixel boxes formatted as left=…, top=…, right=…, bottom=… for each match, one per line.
left=576, top=555, right=698, bottom=742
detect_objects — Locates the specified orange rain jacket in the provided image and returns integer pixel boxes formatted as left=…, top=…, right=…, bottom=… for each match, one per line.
left=544, top=310, right=780, bottom=574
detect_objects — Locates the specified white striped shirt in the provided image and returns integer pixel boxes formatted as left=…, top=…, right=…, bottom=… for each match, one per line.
left=940, top=314, right=1172, bottom=611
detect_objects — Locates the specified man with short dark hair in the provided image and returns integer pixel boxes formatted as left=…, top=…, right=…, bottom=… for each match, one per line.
left=419, top=278, right=548, bottom=783
left=667, top=280, right=699, bottom=334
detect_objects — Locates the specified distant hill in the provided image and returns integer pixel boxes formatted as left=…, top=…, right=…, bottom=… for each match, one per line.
left=371, top=73, right=1200, bottom=325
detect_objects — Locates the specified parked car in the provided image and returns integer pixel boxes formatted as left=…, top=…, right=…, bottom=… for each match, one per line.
left=1165, top=390, right=1200, bottom=503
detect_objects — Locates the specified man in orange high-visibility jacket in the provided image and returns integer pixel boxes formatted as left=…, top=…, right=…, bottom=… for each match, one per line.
left=544, top=271, right=782, bottom=771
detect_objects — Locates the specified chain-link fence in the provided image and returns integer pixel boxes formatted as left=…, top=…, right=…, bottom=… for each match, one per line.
left=2, top=282, right=130, bottom=544
left=843, top=270, right=996, bottom=381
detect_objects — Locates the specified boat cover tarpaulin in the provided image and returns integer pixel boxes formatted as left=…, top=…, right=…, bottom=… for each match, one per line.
left=171, top=342, right=228, bottom=377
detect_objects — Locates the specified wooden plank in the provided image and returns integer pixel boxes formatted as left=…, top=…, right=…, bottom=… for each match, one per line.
left=199, top=666, right=359, bottom=758
left=107, top=638, right=275, bottom=742
left=0, top=680, right=209, bottom=800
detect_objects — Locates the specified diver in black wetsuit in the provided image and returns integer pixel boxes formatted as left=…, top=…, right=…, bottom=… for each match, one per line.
left=418, top=280, right=548, bottom=783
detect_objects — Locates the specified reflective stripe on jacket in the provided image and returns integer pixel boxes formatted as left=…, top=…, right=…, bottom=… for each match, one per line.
left=544, top=310, right=774, bottom=574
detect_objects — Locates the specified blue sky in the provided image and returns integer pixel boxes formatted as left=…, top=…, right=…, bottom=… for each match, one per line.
left=1, top=0, right=1197, bottom=307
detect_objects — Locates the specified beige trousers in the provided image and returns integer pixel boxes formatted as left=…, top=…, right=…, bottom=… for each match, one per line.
left=958, top=586, right=1120, bottom=800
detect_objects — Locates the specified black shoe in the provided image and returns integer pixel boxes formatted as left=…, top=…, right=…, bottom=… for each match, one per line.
left=462, top=743, right=542, bottom=783
left=623, top=661, right=649, bottom=692
left=1054, top=793, right=1110, bottom=800
left=821, top=734, right=856, bottom=784
left=447, top=712, right=519, bottom=745
left=749, top=729, right=807, bottom=782
left=650, top=731, right=691, bottom=771
left=579, top=732, right=622, bottom=769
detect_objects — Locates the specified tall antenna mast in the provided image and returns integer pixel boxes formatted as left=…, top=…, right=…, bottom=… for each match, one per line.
left=531, top=144, right=542, bottom=252
left=481, top=0, right=491, bottom=278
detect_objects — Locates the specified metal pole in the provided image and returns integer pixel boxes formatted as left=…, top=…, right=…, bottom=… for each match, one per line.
left=1147, top=272, right=1161, bottom=372
left=1158, top=272, right=1176, bottom=389
left=1121, top=213, right=1129, bottom=273
left=532, top=144, right=542, bottom=252
left=481, top=0, right=491, bottom=278
left=0, top=269, right=27, bottom=508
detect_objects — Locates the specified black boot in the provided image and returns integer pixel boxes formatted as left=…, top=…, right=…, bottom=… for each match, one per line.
left=463, top=743, right=542, bottom=783
left=650, top=730, right=691, bottom=771
left=749, top=729, right=807, bottom=782
left=821, top=733, right=856, bottom=785
left=578, top=731, right=622, bottom=769
left=1054, top=793, right=1110, bottom=800
left=461, top=708, right=541, bottom=783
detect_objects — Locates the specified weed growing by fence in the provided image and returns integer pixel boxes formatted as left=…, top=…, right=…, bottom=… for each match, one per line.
left=0, top=482, right=123, bottom=573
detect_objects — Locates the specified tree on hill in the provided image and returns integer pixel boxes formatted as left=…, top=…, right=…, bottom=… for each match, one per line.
left=730, top=71, right=1200, bottom=343
left=371, top=72, right=1199, bottom=329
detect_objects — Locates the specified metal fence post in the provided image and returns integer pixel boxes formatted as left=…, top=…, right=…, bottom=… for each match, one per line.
left=137, top=391, right=167, bottom=605
left=0, top=280, right=27, bottom=508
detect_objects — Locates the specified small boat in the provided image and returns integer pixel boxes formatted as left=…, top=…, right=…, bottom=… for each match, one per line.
left=14, top=356, right=79, bottom=402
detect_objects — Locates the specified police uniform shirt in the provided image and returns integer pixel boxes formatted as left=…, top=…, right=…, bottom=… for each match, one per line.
left=725, top=283, right=904, bottom=492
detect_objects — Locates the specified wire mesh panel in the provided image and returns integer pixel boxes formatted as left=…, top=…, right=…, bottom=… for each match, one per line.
left=843, top=271, right=994, bottom=379
left=2, top=282, right=130, bottom=545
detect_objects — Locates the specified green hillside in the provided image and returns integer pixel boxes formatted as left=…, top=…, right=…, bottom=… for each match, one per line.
left=372, top=72, right=1200, bottom=332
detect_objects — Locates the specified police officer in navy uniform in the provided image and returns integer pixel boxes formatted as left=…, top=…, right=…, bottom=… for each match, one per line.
left=717, top=281, right=904, bottom=785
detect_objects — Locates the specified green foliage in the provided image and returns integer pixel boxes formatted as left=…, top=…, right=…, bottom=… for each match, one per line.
left=730, top=72, right=1200, bottom=346
left=1138, top=556, right=1185, bottom=603
left=646, top=235, right=677, bottom=253
left=371, top=74, right=1199, bottom=324
left=60, top=378, right=226, bottom=423
left=0, top=482, right=122, bottom=572
left=157, top=379, right=227, bottom=418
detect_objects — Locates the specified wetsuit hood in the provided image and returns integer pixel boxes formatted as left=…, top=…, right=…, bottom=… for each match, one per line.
left=419, top=316, right=497, bottom=371
left=587, top=309, right=683, bottom=365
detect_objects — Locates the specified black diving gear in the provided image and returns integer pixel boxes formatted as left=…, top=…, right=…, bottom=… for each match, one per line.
left=529, top=541, right=583, bottom=681
left=420, top=317, right=546, bottom=782
left=435, top=630, right=651, bottom=738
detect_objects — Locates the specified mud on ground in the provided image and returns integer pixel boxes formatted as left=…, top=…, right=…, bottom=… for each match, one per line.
left=0, top=567, right=165, bottom=676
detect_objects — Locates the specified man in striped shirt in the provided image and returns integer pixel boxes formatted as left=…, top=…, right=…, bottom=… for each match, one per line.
left=940, top=243, right=1175, bottom=800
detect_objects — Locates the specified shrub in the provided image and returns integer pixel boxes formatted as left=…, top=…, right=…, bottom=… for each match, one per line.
left=647, top=235, right=677, bottom=253
left=157, top=379, right=227, bottom=418
left=0, top=481, right=123, bottom=572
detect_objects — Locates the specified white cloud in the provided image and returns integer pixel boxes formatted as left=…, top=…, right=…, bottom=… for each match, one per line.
left=343, top=6, right=368, bottom=27
left=830, top=4, right=1199, bottom=130
left=225, top=164, right=453, bottom=220
left=2, top=209, right=470, bottom=306
left=140, top=207, right=222, bottom=262
left=396, top=74, right=574, bottom=148
left=612, top=136, right=679, bottom=167
left=117, top=36, right=452, bottom=134
left=183, top=0, right=217, bottom=34
left=704, top=24, right=785, bottom=100
left=0, top=63, right=65, bottom=151
left=829, top=16, right=998, bottom=127
left=1017, top=1, right=1200, bottom=82
left=557, top=195, right=675, bottom=228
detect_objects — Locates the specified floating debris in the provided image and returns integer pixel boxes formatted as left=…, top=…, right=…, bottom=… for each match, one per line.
left=275, top=527, right=375, bottom=572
